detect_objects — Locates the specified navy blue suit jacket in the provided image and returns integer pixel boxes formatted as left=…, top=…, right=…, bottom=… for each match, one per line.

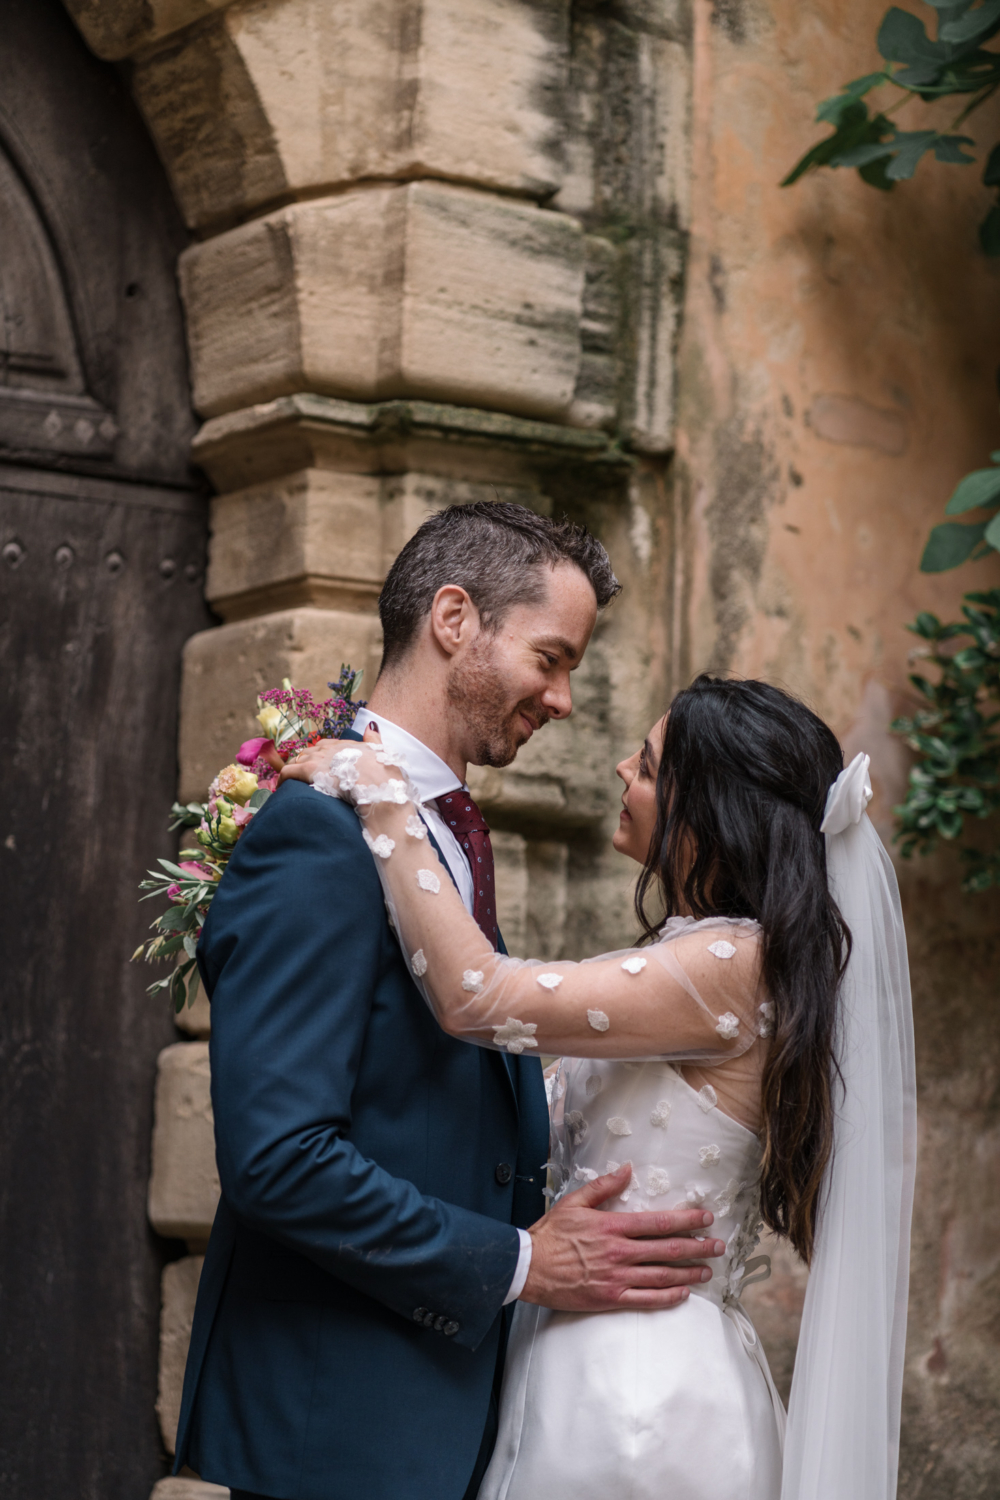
left=173, top=773, right=549, bottom=1500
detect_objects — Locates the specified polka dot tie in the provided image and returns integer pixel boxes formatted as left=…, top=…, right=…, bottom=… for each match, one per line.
left=439, top=789, right=498, bottom=950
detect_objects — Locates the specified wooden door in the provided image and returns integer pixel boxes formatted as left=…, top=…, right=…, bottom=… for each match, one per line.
left=0, top=3, right=211, bottom=1495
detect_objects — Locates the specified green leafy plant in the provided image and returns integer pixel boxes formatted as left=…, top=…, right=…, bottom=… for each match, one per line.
left=892, top=588, right=1000, bottom=889
left=784, top=2, right=1000, bottom=571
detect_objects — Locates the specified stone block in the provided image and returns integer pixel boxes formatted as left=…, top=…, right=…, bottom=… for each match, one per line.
left=491, top=830, right=529, bottom=956
left=128, top=0, right=568, bottom=229
left=148, top=1043, right=220, bottom=1244
left=179, top=183, right=585, bottom=422
left=149, top=1480, right=228, bottom=1500
left=64, top=0, right=232, bottom=61
left=206, top=470, right=385, bottom=620
left=525, top=840, right=568, bottom=961
left=190, top=395, right=619, bottom=495
left=207, top=464, right=552, bottom=619
left=622, top=228, right=684, bottom=454
left=178, top=608, right=384, bottom=802
left=157, top=1256, right=204, bottom=1454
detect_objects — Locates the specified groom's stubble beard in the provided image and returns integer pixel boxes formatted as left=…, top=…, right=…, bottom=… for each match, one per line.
left=446, top=635, right=550, bottom=768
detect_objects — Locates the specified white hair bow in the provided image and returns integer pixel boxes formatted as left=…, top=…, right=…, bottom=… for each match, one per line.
left=820, top=751, right=873, bottom=836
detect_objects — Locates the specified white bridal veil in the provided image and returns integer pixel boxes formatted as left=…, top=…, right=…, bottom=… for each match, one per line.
left=781, top=753, right=917, bottom=1500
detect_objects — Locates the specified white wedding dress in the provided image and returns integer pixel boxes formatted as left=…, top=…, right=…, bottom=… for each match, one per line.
left=479, top=934, right=785, bottom=1500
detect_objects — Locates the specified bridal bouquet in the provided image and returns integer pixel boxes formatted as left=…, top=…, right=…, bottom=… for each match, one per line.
left=133, top=667, right=365, bottom=1010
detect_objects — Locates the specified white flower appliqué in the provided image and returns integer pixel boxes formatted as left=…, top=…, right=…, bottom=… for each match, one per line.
left=574, top=1165, right=598, bottom=1183
left=696, top=1084, right=718, bottom=1113
left=355, top=778, right=410, bottom=807
left=587, top=1009, right=610, bottom=1032
left=650, top=1099, right=672, bottom=1128
left=375, top=747, right=407, bottom=769
left=607, top=1116, right=632, bottom=1137
left=536, top=972, right=563, bottom=990
left=585, top=1073, right=603, bottom=1099
left=707, top=939, right=737, bottom=959
left=411, top=949, right=428, bottom=977
left=699, top=1144, right=722, bottom=1166
left=565, top=1110, right=589, bottom=1146
left=416, top=868, right=441, bottom=893
left=461, top=970, right=484, bottom=993
left=362, top=829, right=395, bottom=860
left=621, top=955, right=647, bottom=975
left=685, top=1186, right=708, bottom=1207
left=715, top=1178, right=741, bottom=1217
left=314, top=748, right=362, bottom=796
left=647, top=1166, right=671, bottom=1198
left=492, top=1017, right=539, bottom=1054
left=715, top=1012, right=740, bottom=1040
left=758, top=1001, right=775, bottom=1037
left=404, top=814, right=427, bottom=841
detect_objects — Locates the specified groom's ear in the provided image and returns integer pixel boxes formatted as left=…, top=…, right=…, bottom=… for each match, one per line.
left=428, top=585, right=479, bottom=657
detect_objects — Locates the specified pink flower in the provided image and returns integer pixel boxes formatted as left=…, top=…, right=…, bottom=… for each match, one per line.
left=237, top=737, right=283, bottom=772
left=233, top=805, right=255, bottom=828
left=167, top=883, right=180, bottom=900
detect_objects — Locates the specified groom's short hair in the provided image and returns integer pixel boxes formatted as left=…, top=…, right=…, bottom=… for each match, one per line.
left=378, top=500, right=621, bottom=671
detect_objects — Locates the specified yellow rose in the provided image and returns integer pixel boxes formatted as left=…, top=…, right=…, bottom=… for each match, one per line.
left=256, top=703, right=283, bottom=741
left=215, top=763, right=259, bottom=806
left=216, top=814, right=240, bottom=845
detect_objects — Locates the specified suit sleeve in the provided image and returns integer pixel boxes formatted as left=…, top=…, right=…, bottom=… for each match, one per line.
left=200, top=782, right=519, bottom=1351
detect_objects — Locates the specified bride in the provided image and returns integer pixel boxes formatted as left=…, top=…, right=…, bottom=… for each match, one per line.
left=309, top=674, right=915, bottom=1500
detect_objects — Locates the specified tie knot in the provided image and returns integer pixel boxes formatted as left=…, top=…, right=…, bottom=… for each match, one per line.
left=439, top=790, right=490, bottom=837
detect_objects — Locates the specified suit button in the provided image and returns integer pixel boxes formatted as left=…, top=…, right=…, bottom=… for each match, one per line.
left=433, top=1315, right=446, bottom=1331
left=443, top=1321, right=460, bottom=1337
left=423, top=1311, right=436, bottom=1327
left=413, top=1307, right=428, bottom=1323
left=495, top=1162, right=513, bottom=1185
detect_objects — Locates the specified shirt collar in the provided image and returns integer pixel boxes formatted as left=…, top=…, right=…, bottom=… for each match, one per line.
left=351, top=707, right=464, bottom=804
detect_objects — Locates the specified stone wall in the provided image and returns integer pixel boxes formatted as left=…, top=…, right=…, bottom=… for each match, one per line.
left=674, top=1, right=1000, bottom=1494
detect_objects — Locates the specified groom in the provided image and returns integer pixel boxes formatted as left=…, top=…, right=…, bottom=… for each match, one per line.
left=174, top=502, right=726, bottom=1500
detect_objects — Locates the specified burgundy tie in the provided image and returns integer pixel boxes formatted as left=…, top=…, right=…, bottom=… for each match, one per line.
left=438, top=789, right=498, bottom=950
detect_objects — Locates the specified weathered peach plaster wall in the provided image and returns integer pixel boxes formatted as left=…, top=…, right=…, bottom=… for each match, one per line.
left=675, top=2, right=1000, bottom=1493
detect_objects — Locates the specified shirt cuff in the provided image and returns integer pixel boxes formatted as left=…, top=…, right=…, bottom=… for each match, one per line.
left=503, top=1228, right=533, bottom=1305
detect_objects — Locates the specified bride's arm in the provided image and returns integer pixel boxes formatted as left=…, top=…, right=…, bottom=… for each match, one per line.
left=312, top=742, right=765, bottom=1061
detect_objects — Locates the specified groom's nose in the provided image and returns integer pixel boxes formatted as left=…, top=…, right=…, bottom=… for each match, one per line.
left=540, top=671, right=573, bottom=720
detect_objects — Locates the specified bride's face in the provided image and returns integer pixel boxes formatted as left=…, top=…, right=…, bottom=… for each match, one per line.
left=613, top=715, right=666, bottom=864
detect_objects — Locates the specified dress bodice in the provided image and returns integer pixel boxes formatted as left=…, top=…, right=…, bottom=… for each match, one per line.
left=548, top=1057, right=767, bottom=1313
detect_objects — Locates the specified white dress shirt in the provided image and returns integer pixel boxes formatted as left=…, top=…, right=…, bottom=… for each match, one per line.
left=352, top=708, right=533, bottom=1303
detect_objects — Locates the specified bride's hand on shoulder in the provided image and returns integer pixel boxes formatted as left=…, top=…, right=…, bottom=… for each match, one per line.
left=279, top=727, right=387, bottom=786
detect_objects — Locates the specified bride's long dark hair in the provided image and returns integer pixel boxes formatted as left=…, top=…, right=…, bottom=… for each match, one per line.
left=634, top=675, right=850, bottom=1264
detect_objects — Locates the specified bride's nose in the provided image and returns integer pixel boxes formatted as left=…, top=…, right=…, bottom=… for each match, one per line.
left=616, top=754, right=635, bottom=786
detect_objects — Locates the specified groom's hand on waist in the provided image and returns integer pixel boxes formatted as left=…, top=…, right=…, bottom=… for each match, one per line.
left=520, top=1162, right=726, bottom=1312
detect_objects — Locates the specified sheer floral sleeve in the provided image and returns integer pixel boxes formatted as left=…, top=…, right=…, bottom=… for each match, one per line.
left=314, top=745, right=767, bottom=1063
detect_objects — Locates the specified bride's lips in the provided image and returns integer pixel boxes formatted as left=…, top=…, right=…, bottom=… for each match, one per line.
left=619, top=799, right=632, bottom=823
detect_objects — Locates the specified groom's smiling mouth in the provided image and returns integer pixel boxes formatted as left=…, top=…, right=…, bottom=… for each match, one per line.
left=517, top=706, right=549, bottom=740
